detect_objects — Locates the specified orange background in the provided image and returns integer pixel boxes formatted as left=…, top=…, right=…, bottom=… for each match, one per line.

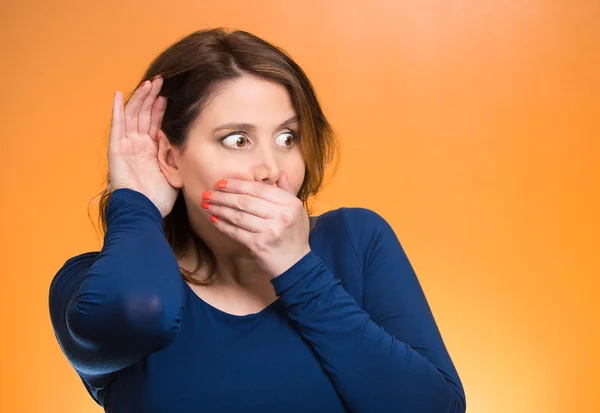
left=1, top=1, right=598, bottom=412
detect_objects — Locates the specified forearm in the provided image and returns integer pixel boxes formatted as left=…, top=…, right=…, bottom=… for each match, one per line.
left=272, top=251, right=465, bottom=413
left=66, top=188, right=184, bottom=362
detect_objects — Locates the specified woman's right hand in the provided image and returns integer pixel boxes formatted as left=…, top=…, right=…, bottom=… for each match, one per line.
left=108, top=76, right=180, bottom=218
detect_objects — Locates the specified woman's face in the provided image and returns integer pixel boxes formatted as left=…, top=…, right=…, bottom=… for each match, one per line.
left=162, top=74, right=306, bottom=250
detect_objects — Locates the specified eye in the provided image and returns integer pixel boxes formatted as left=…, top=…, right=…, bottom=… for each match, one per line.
left=220, top=130, right=298, bottom=150
left=274, top=131, right=297, bottom=148
left=220, top=133, right=250, bottom=149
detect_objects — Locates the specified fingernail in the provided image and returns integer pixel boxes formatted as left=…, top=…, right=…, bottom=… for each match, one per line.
left=201, top=201, right=210, bottom=210
left=202, top=190, right=212, bottom=200
left=217, top=179, right=228, bottom=189
left=152, top=74, right=162, bottom=81
left=210, top=215, right=219, bottom=223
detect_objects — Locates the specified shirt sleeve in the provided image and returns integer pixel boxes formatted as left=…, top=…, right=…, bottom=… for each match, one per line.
left=48, top=188, right=185, bottom=399
left=270, top=207, right=466, bottom=413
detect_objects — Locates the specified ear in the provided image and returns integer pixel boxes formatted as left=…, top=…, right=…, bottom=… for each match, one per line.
left=157, top=130, right=184, bottom=189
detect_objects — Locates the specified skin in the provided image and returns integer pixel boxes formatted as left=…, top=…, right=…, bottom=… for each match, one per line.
left=157, top=74, right=308, bottom=313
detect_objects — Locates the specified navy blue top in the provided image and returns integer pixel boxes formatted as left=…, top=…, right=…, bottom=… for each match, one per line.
left=49, top=188, right=466, bottom=413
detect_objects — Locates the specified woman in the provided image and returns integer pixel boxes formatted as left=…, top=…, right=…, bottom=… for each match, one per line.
left=49, top=28, right=466, bottom=413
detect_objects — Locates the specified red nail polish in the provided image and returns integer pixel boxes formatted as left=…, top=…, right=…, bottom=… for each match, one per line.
left=210, top=215, right=219, bottom=223
left=202, top=190, right=212, bottom=200
left=217, top=179, right=228, bottom=189
left=201, top=201, right=210, bottom=209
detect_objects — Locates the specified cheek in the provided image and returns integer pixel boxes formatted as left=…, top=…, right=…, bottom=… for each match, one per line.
left=288, top=157, right=306, bottom=193
left=179, top=155, right=221, bottom=195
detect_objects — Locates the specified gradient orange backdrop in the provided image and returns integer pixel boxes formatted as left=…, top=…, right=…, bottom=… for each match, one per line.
left=1, top=1, right=598, bottom=412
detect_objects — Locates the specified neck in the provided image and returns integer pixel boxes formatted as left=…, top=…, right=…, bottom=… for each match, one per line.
left=179, top=243, right=270, bottom=288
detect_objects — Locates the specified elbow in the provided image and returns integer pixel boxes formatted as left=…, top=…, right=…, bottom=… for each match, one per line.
left=66, top=290, right=182, bottom=351
left=120, top=290, right=183, bottom=344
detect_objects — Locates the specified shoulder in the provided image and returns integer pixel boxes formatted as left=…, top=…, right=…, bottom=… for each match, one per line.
left=312, top=206, right=393, bottom=239
left=49, top=252, right=100, bottom=311
left=310, top=206, right=398, bottom=258
left=48, top=251, right=103, bottom=404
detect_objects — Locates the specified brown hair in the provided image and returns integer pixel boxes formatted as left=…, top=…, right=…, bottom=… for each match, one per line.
left=88, top=28, right=339, bottom=285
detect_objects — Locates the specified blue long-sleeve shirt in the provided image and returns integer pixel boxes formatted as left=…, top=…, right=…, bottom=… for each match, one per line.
left=49, top=188, right=466, bottom=413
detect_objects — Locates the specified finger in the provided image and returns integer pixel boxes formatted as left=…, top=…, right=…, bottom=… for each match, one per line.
left=138, top=77, right=164, bottom=135
left=210, top=215, right=255, bottom=249
left=276, top=171, right=292, bottom=194
left=205, top=191, right=276, bottom=219
left=208, top=205, right=264, bottom=233
left=124, top=80, right=152, bottom=136
left=109, top=91, right=125, bottom=146
left=148, top=96, right=168, bottom=142
left=215, top=179, right=293, bottom=205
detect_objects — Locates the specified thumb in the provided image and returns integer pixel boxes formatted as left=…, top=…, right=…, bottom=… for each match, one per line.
left=276, top=170, right=291, bottom=193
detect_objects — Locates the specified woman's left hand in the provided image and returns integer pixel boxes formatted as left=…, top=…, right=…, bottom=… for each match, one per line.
left=201, top=171, right=311, bottom=278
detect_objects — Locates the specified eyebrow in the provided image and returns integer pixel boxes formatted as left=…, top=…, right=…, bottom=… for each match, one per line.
left=212, top=116, right=299, bottom=134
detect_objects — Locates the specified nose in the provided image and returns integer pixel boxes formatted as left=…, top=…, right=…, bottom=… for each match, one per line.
left=254, top=164, right=280, bottom=186
left=253, top=146, right=281, bottom=186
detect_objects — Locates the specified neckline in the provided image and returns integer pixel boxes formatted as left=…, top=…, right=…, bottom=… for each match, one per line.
left=182, top=280, right=281, bottom=321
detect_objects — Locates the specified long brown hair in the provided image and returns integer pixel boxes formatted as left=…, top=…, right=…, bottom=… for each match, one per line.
left=88, top=28, right=339, bottom=285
